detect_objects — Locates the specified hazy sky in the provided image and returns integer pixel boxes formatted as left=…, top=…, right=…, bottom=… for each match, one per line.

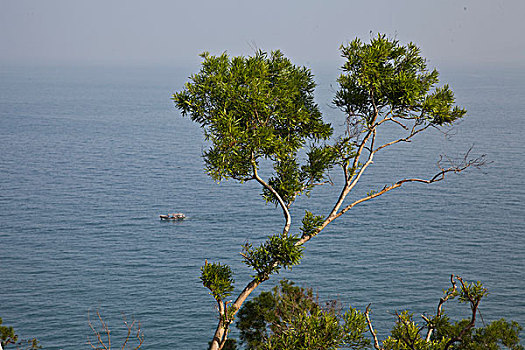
left=0, top=0, right=523, bottom=67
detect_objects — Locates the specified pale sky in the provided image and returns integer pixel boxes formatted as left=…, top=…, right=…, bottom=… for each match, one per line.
left=0, top=0, right=524, bottom=67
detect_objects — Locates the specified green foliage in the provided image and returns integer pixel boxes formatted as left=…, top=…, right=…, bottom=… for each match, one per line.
left=335, top=34, right=465, bottom=126
left=0, top=318, right=41, bottom=350
left=263, top=155, right=304, bottom=206
left=340, top=308, right=372, bottom=349
left=241, top=234, right=303, bottom=282
left=432, top=318, right=523, bottom=350
left=456, top=280, right=488, bottom=305
left=301, top=145, right=338, bottom=191
left=299, top=210, right=325, bottom=238
left=200, top=261, right=235, bottom=301
left=236, top=280, right=323, bottom=349
left=0, top=317, right=17, bottom=347
left=235, top=288, right=278, bottom=349
left=332, top=136, right=357, bottom=169
left=235, top=279, right=522, bottom=350
left=383, top=311, right=449, bottom=350
left=235, top=280, right=370, bottom=350
left=383, top=313, right=524, bottom=350
left=262, top=145, right=337, bottom=206
left=264, top=308, right=368, bottom=350
left=382, top=278, right=521, bottom=350
left=173, top=50, right=332, bottom=183
left=459, top=319, right=523, bottom=350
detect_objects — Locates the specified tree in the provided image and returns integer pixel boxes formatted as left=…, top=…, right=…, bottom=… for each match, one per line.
left=378, top=275, right=522, bottom=350
left=236, top=280, right=370, bottom=350
left=234, top=277, right=522, bottom=350
left=173, top=34, right=485, bottom=350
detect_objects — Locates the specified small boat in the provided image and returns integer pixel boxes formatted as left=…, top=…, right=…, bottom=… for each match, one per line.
left=160, top=213, right=186, bottom=221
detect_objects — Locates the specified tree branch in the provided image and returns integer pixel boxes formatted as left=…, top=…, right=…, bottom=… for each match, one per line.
left=297, top=128, right=377, bottom=245
left=337, top=152, right=486, bottom=218
left=365, top=304, right=382, bottom=350
left=444, top=277, right=483, bottom=350
left=87, top=310, right=143, bottom=350
left=251, top=158, right=291, bottom=234
left=375, top=115, right=409, bottom=130
left=373, top=124, right=430, bottom=153
left=209, top=279, right=263, bottom=350
left=425, top=274, right=457, bottom=342
left=209, top=158, right=293, bottom=349
left=394, top=311, right=420, bottom=350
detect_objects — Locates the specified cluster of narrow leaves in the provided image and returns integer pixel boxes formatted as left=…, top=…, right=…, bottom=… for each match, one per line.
left=299, top=210, right=325, bottom=238
left=200, top=261, right=235, bottom=301
left=262, top=145, right=338, bottom=207
left=241, top=233, right=303, bottom=282
left=173, top=50, right=332, bottom=183
left=236, top=280, right=370, bottom=350
left=335, top=34, right=465, bottom=126
left=438, top=319, right=523, bottom=350
left=264, top=307, right=370, bottom=350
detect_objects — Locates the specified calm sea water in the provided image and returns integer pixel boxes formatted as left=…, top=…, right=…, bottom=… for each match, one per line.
left=1, top=63, right=524, bottom=349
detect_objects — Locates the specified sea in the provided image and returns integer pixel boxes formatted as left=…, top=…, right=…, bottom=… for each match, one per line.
left=1, top=62, right=524, bottom=349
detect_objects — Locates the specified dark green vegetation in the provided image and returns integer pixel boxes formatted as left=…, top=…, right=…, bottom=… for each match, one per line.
left=0, top=318, right=40, bottom=349
left=173, top=34, right=516, bottom=350
left=236, top=280, right=369, bottom=350
left=235, top=278, right=523, bottom=350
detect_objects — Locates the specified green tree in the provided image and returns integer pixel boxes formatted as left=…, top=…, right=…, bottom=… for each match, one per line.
left=236, top=280, right=369, bottom=350
left=235, top=277, right=522, bottom=350
left=173, top=34, right=485, bottom=350
left=379, top=275, right=522, bottom=350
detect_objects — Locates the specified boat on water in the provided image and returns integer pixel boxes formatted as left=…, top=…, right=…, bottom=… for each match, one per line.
left=160, top=213, right=186, bottom=221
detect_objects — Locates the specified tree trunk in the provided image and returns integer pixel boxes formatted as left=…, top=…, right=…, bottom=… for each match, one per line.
left=209, top=320, right=227, bottom=350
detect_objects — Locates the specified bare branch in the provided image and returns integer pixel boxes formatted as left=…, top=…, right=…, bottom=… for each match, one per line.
left=337, top=152, right=486, bottom=218
left=375, top=115, right=410, bottom=130
left=365, top=304, right=382, bottom=350
left=87, top=310, right=144, bottom=350
left=346, top=123, right=374, bottom=181
left=425, top=274, right=457, bottom=341
left=133, top=321, right=144, bottom=350
left=210, top=153, right=298, bottom=349
left=296, top=130, right=378, bottom=246
left=373, top=124, right=431, bottom=153
left=209, top=278, right=264, bottom=350
left=121, top=314, right=144, bottom=350
left=121, top=319, right=132, bottom=350
left=87, top=310, right=110, bottom=350
left=251, top=157, right=291, bottom=235
left=346, top=129, right=376, bottom=192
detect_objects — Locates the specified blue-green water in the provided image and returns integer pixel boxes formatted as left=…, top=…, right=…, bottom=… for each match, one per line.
left=1, top=64, right=524, bottom=349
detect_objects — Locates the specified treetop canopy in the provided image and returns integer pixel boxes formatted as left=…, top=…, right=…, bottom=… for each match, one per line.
left=173, top=34, right=467, bottom=208
left=335, top=34, right=466, bottom=125
left=173, top=50, right=332, bottom=182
